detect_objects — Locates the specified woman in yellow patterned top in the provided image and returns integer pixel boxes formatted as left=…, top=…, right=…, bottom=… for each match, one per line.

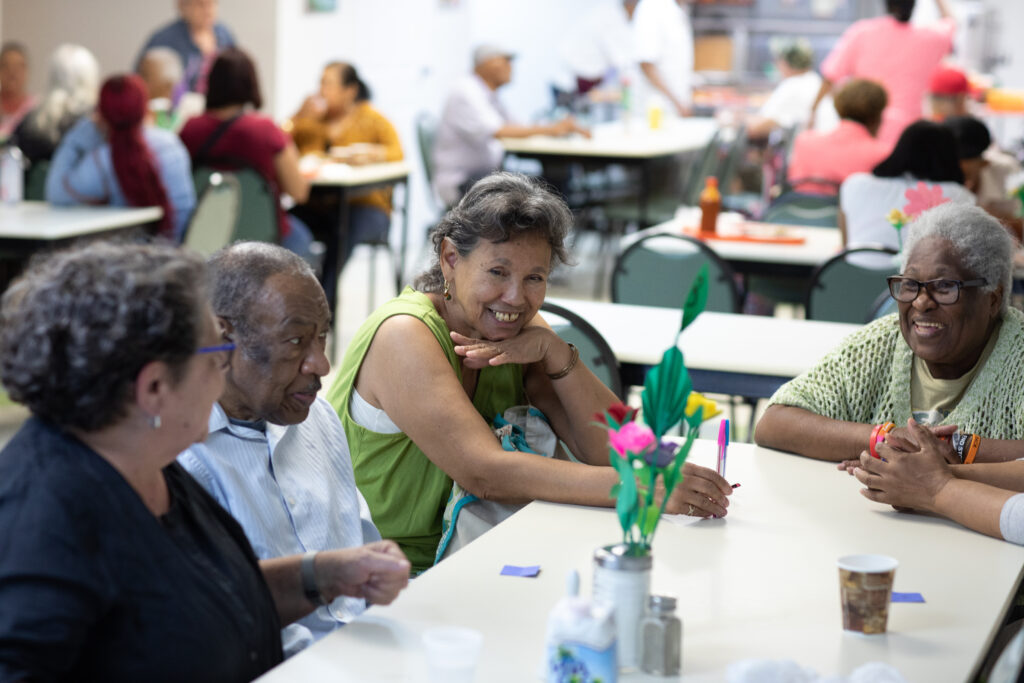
left=288, top=62, right=403, bottom=264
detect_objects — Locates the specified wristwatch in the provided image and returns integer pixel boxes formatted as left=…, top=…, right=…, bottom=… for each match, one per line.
left=300, top=551, right=328, bottom=607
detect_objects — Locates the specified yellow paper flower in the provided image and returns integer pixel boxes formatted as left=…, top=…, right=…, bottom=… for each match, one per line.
left=685, top=392, right=720, bottom=421
left=886, top=208, right=908, bottom=228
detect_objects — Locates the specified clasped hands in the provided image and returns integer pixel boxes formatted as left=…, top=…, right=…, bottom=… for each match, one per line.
left=451, top=327, right=569, bottom=375
left=316, top=540, right=410, bottom=606
left=846, top=418, right=956, bottom=514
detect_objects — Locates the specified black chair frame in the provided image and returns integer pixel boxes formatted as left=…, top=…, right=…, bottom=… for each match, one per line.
left=804, top=244, right=899, bottom=321
left=540, top=300, right=624, bottom=400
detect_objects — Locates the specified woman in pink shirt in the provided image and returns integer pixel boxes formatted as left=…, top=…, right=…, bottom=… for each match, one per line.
left=788, top=79, right=892, bottom=195
left=810, top=0, right=955, bottom=147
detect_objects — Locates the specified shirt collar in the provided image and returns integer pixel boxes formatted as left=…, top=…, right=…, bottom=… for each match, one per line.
left=209, top=401, right=294, bottom=450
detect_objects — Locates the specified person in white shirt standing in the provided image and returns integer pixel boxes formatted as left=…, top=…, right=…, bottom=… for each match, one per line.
left=552, top=0, right=639, bottom=106
left=633, top=0, right=694, bottom=117
left=177, top=242, right=409, bottom=656
left=433, top=44, right=588, bottom=207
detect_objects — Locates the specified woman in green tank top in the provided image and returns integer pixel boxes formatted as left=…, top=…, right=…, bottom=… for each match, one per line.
left=327, top=173, right=734, bottom=573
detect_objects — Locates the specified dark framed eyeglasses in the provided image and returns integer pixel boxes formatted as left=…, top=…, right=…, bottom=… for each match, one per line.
left=886, top=276, right=987, bottom=305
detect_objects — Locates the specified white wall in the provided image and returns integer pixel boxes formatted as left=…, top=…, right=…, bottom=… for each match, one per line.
left=0, top=0, right=276, bottom=111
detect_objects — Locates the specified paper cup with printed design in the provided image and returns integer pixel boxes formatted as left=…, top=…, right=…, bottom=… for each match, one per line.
left=837, top=554, right=898, bottom=634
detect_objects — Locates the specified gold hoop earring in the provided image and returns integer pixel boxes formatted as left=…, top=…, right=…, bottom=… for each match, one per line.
left=443, top=279, right=452, bottom=301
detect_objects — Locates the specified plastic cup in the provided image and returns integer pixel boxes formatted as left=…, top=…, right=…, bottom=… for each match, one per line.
left=422, top=627, right=483, bottom=683
left=837, top=554, right=898, bottom=634
left=648, top=104, right=663, bottom=130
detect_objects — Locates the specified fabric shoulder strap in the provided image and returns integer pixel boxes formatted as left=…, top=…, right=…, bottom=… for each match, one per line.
left=193, top=113, right=243, bottom=165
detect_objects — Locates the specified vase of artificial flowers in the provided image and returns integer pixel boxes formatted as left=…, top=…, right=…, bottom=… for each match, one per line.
left=591, top=266, right=711, bottom=670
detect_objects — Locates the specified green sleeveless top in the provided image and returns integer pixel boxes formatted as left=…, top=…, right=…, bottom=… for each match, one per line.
left=326, top=288, right=525, bottom=573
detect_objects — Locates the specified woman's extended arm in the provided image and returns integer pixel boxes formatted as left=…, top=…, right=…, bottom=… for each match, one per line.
left=259, top=541, right=410, bottom=626
left=357, top=315, right=732, bottom=517
left=755, top=404, right=874, bottom=462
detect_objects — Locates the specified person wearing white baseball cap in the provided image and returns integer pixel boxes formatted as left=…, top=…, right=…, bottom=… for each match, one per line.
left=433, top=43, right=589, bottom=207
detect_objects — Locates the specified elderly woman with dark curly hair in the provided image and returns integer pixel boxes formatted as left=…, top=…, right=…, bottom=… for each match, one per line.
left=756, top=202, right=1024, bottom=467
left=326, top=172, right=733, bottom=573
left=0, top=242, right=409, bottom=682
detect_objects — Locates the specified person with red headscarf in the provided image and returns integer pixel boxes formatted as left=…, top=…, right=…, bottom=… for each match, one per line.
left=46, top=74, right=195, bottom=240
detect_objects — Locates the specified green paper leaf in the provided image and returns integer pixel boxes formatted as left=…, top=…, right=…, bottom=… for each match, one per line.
left=641, top=348, right=693, bottom=438
left=680, top=263, right=709, bottom=333
left=609, top=482, right=622, bottom=499
left=610, top=455, right=638, bottom=535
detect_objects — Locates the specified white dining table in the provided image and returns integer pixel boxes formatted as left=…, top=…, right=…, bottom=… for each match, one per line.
left=501, top=118, right=718, bottom=160
left=0, top=201, right=162, bottom=245
left=625, top=219, right=844, bottom=274
left=256, top=441, right=1024, bottom=682
left=502, top=118, right=718, bottom=228
left=544, top=297, right=860, bottom=399
left=304, top=159, right=413, bottom=314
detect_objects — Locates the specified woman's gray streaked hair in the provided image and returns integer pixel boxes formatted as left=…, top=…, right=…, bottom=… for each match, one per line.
left=33, top=44, right=100, bottom=144
left=900, top=202, right=1014, bottom=312
left=415, top=172, right=574, bottom=293
left=0, top=242, right=206, bottom=432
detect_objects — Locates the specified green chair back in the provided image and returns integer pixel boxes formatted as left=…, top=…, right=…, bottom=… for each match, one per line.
left=541, top=301, right=623, bottom=400
left=24, top=159, right=49, bottom=201
left=612, top=233, right=742, bottom=313
left=183, top=172, right=241, bottom=256
left=762, top=191, right=839, bottom=228
left=805, top=246, right=899, bottom=323
left=193, top=165, right=277, bottom=244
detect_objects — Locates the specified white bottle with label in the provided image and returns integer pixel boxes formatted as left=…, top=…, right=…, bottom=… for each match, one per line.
left=0, top=145, right=25, bottom=205
left=544, top=570, right=617, bottom=683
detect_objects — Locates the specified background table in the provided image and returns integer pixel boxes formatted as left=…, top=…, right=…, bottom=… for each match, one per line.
left=545, top=297, right=860, bottom=398
left=309, top=160, right=412, bottom=314
left=257, top=441, right=1024, bottom=682
left=0, top=201, right=163, bottom=251
left=625, top=219, right=843, bottom=281
left=502, top=119, right=718, bottom=227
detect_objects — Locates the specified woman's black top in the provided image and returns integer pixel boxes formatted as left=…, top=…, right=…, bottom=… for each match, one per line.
left=0, top=417, right=283, bottom=682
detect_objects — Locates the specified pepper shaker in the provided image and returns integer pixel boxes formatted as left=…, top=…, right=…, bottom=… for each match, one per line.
left=640, top=595, right=681, bottom=676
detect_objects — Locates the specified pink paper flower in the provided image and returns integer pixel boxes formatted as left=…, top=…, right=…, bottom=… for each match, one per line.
left=608, top=421, right=656, bottom=458
left=903, top=182, right=949, bottom=218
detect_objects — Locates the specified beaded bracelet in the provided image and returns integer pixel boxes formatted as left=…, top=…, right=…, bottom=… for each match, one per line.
left=547, top=343, right=579, bottom=380
left=869, top=422, right=895, bottom=459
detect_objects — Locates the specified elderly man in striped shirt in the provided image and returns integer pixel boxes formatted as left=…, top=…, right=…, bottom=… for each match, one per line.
left=178, top=242, right=408, bottom=656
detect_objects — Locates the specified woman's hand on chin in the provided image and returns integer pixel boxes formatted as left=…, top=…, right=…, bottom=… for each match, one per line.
left=450, top=328, right=560, bottom=370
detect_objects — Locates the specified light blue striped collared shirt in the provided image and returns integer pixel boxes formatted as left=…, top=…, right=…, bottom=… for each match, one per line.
left=178, top=398, right=380, bottom=655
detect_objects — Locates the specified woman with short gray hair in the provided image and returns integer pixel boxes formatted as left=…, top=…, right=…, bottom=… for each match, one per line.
left=327, top=172, right=734, bottom=573
left=0, top=241, right=408, bottom=681
left=756, top=201, right=1024, bottom=465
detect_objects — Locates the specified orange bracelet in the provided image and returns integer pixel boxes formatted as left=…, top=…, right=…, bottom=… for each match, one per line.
left=869, top=422, right=895, bottom=459
left=964, top=434, right=981, bottom=464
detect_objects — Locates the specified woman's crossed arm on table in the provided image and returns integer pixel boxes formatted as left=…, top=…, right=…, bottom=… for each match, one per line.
left=358, top=314, right=734, bottom=518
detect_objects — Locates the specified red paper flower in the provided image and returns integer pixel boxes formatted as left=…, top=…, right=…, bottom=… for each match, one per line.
left=903, top=182, right=949, bottom=218
left=593, top=402, right=638, bottom=427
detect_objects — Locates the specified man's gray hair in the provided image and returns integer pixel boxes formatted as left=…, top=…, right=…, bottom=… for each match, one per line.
left=207, top=242, right=318, bottom=361
left=901, top=202, right=1013, bottom=312
left=140, top=47, right=184, bottom=89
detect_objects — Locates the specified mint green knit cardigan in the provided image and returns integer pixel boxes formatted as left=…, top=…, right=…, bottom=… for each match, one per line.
left=768, top=308, right=1024, bottom=439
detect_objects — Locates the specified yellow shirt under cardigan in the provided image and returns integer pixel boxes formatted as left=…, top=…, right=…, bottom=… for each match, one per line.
left=288, top=101, right=403, bottom=215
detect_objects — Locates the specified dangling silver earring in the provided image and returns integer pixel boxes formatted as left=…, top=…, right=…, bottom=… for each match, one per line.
left=150, top=415, right=162, bottom=430
left=443, top=279, right=452, bottom=301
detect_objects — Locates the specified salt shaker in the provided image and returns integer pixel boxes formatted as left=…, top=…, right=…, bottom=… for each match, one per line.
left=640, top=595, right=681, bottom=676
